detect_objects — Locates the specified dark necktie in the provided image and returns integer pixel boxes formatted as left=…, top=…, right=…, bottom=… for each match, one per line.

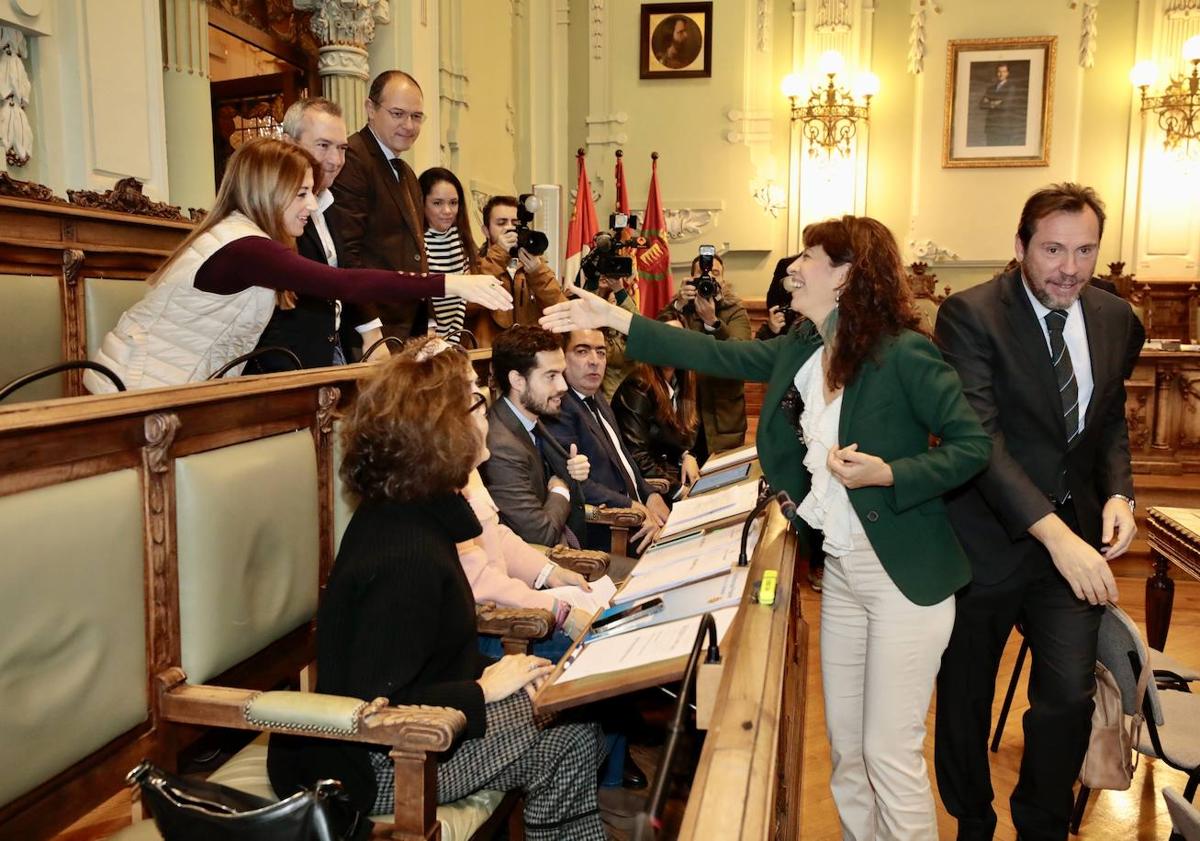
left=584, top=396, right=640, bottom=501
left=1045, top=309, right=1079, bottom=503
left=389, top=158, right=403, bottom=181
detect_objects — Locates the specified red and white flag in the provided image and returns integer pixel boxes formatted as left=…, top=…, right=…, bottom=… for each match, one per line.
left=636, top=152, right=674, bottom=316
left=613, top=150, right=641, bottom=309
left=564, top=148, right=599, bottom=288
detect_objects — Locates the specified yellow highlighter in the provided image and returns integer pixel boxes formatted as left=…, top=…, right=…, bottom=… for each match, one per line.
left=759, top=570, right=778, bottom=606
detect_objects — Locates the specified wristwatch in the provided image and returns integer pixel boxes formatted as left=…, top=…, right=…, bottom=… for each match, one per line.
left=1110, top=493, right=1135, bottom=513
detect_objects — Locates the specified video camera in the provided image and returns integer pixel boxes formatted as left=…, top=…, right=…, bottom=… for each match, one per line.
left=689, top=244, right=720, bottom=299
left=510, top=193, right=550, bottom=258
left=580, top=212, right=644, bottom=292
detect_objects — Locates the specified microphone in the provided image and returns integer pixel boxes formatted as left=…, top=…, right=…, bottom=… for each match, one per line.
left=776, top=490, right=798, bottom=521
left=738, top=478, right=773, bottom=567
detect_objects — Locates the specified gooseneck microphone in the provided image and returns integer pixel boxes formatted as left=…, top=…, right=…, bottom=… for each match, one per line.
left=738, top=478, right=772, bottom=567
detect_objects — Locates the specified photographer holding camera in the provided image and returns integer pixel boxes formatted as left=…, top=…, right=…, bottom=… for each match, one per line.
left=469, top=195, right=566, bottom=347
left=662, top=249, right=750, bottom=462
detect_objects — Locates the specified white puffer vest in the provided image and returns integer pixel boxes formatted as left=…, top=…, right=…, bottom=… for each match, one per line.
left=86, top=212, right=277, bottom=393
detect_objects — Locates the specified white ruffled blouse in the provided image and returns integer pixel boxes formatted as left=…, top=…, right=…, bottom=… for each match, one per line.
left=793, top=350, right=866, bottom=557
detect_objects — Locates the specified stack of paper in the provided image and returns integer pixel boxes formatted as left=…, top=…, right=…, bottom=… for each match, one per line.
left=616, top=521, right=760, bottom=605
left=557, top=606, right=740, bottom=684
left=592, top=567, right=751, bottom=642
left=700, top=444, right=757, bottom=475
left=658, top=479, right=760, bottom=539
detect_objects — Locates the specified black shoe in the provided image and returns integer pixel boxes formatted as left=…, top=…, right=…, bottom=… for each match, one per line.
left=622, top=751, right=648, bottom=789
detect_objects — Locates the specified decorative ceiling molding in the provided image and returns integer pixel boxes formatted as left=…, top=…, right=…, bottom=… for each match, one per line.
left=1165, top=0, right=1200, bottom=19
left=814, top=0, right=853, bottom=33
left=906, top=238, right=959, bottom=263
left=907, top=0, right=941, bottom=75
left=756, top=0, right=771, bottom=51
left=630, top=205, right=724, bottom=243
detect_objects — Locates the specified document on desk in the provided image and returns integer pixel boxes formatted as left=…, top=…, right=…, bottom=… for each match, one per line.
left=557, top=606, right=740, bottom=684
left=542, top=575, right=617, bottom=613
left=658, top=479, right=759, bottom=540
left=616, top=522, right=761, bottom=605
left=594, top=568, right=750, bottom=642
left=700, top=444, right=757, bottom=475
left=633, top=522, right=752, bottom=577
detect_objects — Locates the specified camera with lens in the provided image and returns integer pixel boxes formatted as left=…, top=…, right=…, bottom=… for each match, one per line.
left=510, top=193, right=550, bottom=258
left=579, top=212, right=643, bottom=292
left=689, top=244, right=720, bottom=299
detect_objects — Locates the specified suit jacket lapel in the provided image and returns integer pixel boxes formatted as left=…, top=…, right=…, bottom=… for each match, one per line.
left=494, top=400, right=544, bottom=483
left=1001, top=271, right=1067, bottom=440
left=1077, top=286, right=1110, bottom=445
left=358, top=128, right=422, bottom=242
left=300, top=219, right=329, bottom=265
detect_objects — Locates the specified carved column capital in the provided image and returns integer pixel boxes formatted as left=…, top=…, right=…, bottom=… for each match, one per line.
left=143, top=413, right=181, bottom=473
left=294, top=0, right=392, bottom=49
left=317, top=44, right=370, bottom=80
left=62, top=248, right=84, bottom=286
left=317, top=386, right=341, bottom=434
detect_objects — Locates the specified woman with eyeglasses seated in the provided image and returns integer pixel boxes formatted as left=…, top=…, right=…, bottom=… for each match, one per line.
left=267, top=337, right=605, bottom=839
left=611, top=318, right=700, bottom=499
left=84, top=137, right=511, bottom=393
left=543, top=215, right=991, bottom=839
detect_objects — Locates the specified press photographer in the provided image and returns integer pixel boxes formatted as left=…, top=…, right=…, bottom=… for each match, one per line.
left=663, top=247, right=750, bottom=462
left=470, top=194, right=566, bottom=347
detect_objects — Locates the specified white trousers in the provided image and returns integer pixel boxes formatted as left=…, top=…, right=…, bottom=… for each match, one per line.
left=820, top=538, right=955, bottom=841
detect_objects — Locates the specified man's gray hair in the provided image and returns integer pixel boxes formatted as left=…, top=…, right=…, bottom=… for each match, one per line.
left=281, top=97, right=343, bottom=141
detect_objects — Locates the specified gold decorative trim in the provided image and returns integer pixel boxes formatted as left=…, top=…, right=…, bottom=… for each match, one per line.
left=941, top=36, right=1057, bottom=169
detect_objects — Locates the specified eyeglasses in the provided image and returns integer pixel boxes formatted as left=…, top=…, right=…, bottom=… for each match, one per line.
left=467, top=393, right=488, bottom=415
left=383, top=108, right=425, bottom=126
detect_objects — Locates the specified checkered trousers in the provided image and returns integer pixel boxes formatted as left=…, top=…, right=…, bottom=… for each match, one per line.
left=369, top=691, right=607, bottom=841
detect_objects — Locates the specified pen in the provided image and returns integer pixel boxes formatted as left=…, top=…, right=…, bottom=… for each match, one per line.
left=560, top=641, right=587, bottom=672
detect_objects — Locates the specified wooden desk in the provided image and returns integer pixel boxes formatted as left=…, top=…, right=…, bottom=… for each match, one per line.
left=1145, top=506, right=1200, bottom=650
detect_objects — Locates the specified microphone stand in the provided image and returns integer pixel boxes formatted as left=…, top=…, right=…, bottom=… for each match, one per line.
left=737, top=477, right=772, bottom=567
left=631, top=612, right=721, bottom=841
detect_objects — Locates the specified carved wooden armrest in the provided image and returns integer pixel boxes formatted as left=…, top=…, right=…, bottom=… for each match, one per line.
left=155, top=670, right=464, bottom=753
left=584, top=504, right=644, bottom=529
left=545, top=545, right=610, bottom=580
left=475, top=603, right=555, bottom=642
left=644, top=478, right=670, bottom=496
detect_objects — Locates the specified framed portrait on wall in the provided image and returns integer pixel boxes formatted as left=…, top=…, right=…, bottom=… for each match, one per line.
left=640, top=2, right=713, bottom=80
left=942, top=36, right=1056, bottom=168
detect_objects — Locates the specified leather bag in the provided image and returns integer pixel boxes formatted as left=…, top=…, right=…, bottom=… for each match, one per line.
left=1078, top=657, right=1151, bottom=791
left=126, top=760, right=372, bottom=841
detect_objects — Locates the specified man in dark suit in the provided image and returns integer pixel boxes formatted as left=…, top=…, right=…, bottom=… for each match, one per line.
left=545, top=329, right=670, bottom=553
left=251, top=97, right=387, bottom=373
left=933, top=183, right=1141, bottom=841
left=327, top=70, right=430, bottom=339
left=482, top=325, right=590, bottom=548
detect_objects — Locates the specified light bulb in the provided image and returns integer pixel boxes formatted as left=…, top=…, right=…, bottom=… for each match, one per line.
left=1183, top=35, right=1200, bottom=63
left=855, top=71, right=881, bottom=98
left=817, top=50, right=845, bottom=77
left=1129, top=60, right=1158, bottom=89
left=780, top=73, right=806, bottom=98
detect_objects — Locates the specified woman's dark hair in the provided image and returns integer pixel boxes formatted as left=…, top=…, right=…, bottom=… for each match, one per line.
left=340, top=337, right=479, bottom=502
left=802, top=215, right=924, bottom=390
left=419, top=166, right=479, bottom=270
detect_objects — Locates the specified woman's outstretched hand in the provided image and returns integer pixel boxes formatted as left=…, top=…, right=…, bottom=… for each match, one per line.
left=540, top=281, right=633, bottom=335
left=445, top=274, right=514, bottom=311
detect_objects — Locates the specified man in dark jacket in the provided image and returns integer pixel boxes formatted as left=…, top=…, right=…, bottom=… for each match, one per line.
left=659, top=253, right=751, bottom=462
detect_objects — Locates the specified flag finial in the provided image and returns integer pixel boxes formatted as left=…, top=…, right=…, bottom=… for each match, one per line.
left=576, top=147, right=586, bottom=158
left=651, top=151, right=659, bottom=161
left=615, top=149, right=623, bottom=158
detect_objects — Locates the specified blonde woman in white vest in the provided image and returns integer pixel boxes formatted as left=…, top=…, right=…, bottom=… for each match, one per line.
left=85, top=137, right=511, bottom=393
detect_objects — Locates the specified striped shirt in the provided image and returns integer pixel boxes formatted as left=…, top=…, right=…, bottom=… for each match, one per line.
left=425, top=226, right=471, bottom=340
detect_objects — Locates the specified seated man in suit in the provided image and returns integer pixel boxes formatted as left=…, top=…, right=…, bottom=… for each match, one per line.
left=545, top=328, right=669, bottom=553
left=482, top=325, right=591, bottom=548
left=251, top=97, right=387, bottom=372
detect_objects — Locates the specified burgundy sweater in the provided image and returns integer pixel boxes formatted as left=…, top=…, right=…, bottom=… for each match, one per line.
left=195, top=236, right=445, bottom=302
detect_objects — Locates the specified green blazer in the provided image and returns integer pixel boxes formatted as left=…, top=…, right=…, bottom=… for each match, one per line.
left=626, top=315, right=992, bottom=605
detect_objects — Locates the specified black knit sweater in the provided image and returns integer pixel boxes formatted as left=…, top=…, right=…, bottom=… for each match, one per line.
left=268, top=492, right=490, bottom=811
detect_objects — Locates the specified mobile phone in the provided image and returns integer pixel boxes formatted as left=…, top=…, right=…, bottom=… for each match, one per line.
left=591, top=597, right=665, bottom=632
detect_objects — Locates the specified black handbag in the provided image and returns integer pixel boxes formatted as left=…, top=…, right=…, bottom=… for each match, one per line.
left=126, top=760, right=372, bottom=841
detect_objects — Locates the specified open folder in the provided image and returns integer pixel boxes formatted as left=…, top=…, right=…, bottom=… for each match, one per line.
left=658, top=479, right=760, bottom=540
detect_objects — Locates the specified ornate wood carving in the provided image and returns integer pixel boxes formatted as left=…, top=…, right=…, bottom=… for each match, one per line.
left=316, top=385, right=340, bottom=434
left=0, top=171, right=62, bottom=202
left=908, top=262, right=950, bottom=303
left=1127, top=389, right=1152, bottom=450
left=59, top=248, right=87, bottom=396
left=67, top=178, right=187, bottom=221
left=143, top=412, right=182, bottom=675
left=314, top=385, right=341, bottom=585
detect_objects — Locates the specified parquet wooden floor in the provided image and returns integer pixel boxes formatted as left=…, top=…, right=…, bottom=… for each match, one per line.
left=798, top=564, right=1200, bottom=841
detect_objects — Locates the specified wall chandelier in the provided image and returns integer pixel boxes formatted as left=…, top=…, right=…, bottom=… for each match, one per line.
left=1130, top=35, right=1200, bottom=156
left=781, top=51, right=879, bottom=158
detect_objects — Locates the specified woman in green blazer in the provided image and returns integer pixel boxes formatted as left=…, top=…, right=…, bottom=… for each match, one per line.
left=543, top=215, right=991, bottom=840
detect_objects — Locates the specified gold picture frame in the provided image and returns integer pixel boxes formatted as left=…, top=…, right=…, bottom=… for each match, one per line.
left=942, top=36, right=1056, bottom=168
